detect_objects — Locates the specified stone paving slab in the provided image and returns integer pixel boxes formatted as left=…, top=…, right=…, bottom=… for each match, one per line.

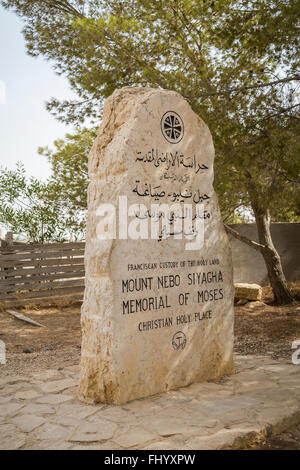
left=0, top=355, right=299, bottom=450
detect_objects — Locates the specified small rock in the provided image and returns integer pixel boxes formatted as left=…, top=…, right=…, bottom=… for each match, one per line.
left=248, top=301, right=265, bottom=309
left=23, top=348, right=34, bottom=354
left=235, top=283, right=262, bottom=301
left=236, top=298, right=248, bottom=306
left=41, top=347, right=53, bottom=352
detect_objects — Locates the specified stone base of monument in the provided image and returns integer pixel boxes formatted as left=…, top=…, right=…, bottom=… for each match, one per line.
left=79, top=86, right=235, bottom=405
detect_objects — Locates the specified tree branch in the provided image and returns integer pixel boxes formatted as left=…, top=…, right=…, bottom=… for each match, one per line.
left=258, top=103, right=300, bottom=122
left=44, top=0, right=84, bottom=17
left=224, top=224, right=265, bottom=252
left=207, top=75, right=300, bottom=97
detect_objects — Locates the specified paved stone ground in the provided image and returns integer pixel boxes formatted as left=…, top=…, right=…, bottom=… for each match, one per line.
left=0, top=355, right=299, bottom=450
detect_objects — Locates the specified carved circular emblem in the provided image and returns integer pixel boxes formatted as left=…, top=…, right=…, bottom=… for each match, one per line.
left=172, top=331, right=187, bottom=351
left=161, top=111, right=184, bottom=144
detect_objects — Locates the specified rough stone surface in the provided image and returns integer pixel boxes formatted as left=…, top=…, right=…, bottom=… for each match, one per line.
left=10, top=414, right=46, bottom=433
left=0, top=403, right=24, bottom=417
left=36, top=394, right=73, bottom=405
left=37, top=422, right=71, bottom=441
left=0, top=356, right=299, bottom=450
left=112, top=428, right=157, bottom=448
left=0, top=424, right=26, bottom=450
left=79, top=87, right=234, bottom=405
left=39, top=378, right=77, bottom=394
left=235, top=283, right=262, bottom=301
left=20, top=404, right=55, bottom=415
left=69, top=421, right=117, bottom=443
left=14, top=390, right=41, bottom=400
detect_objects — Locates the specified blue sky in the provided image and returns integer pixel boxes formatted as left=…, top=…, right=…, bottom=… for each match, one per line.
left=0, top=7, right=76, bottom=180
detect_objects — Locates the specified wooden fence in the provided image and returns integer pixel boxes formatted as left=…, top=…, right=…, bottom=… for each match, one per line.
left=0, top=239, right=85, bottom=307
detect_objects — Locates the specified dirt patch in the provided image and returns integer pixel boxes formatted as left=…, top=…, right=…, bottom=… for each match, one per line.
left=0, top=304, right=81, bottom=376
left=251, top=423, right=300, bottom=450
left=0, top=286, right=299, bottom=375
left=234, top=286, right=300, bottom=360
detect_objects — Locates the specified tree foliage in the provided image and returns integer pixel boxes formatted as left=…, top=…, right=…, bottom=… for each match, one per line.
left=38, top=127, right=96, bottom=211
left=0, top=162, right=86, bottom=242
left=2, top=0, right=299, bottom=222
left=2, top=0, right=299, bottom=300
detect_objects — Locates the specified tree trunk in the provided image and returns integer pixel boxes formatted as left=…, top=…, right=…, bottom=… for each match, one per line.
left=245, top=174, right=294, bottom=305
left=225, top=173, right=294, bottom=305
left=254, top=209, right=293, bottom=304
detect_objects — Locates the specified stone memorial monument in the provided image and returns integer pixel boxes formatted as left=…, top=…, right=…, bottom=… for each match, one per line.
left=79, top=87, right=234, bottom=404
